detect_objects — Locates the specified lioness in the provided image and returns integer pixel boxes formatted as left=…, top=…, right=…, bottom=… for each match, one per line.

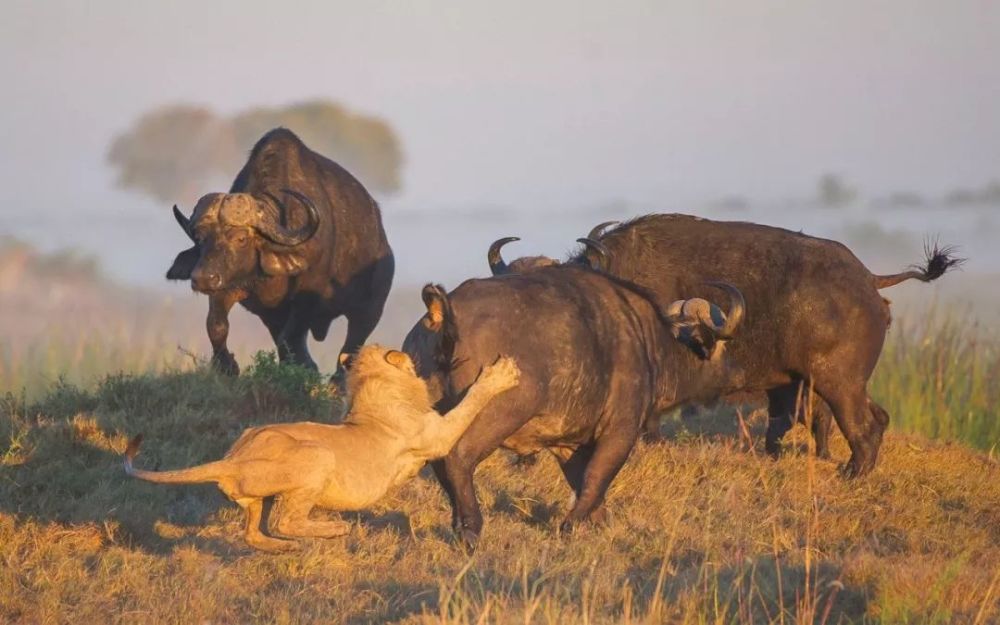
left=124, top=345, right=520, bottom=552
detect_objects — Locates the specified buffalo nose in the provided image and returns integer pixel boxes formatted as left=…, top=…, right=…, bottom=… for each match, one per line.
left=192, top=271, right=223, bottom=291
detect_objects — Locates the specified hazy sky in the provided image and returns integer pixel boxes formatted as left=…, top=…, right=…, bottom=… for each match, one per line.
left=1, top=0, right=999, bottom=291
left=3, top=0, right=998, bottom=211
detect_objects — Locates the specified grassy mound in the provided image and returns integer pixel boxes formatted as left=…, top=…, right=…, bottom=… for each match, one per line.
left=1, top=360, right=998, bottom=624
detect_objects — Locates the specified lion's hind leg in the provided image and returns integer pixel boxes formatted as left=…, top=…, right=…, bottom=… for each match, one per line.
left=237, top=497, right=299, bottom=553
left=272, top=491, right=350, bottom=539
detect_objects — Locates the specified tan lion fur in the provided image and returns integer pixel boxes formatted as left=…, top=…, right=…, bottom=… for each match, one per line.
left=124, top=345, right=520, bottom=552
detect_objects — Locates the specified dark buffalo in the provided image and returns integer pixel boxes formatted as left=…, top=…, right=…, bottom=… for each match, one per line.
left=402, top=266, right=745, bottom=547
left=483, top=225, right=827, bottom=455
left=167, top=128, right=394, bottom=377
left=575, top=214, right=961, bottom=476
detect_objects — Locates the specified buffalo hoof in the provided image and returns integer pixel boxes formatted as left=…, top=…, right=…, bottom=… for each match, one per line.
left=212, top=351, right=240, bottom=376
left=764, top=440, right=783, bottom=458
left=838, top=458, right=875, bottom=479
left=559, top=510, right=606, bottom=536
left=456, top=527, right=480, bottom=553
left=558, top=518, right=580, bottom=535
left=587, top=506, right=609, bottom=526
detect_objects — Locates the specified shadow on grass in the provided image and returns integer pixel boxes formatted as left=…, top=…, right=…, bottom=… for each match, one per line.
left=0, top=367, right=343, bottom=557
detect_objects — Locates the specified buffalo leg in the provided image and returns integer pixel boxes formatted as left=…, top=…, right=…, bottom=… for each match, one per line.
left=207, top=292, right=241, bottom=376
left=764, top=385, right=797, bottom=457
left=332, top=310, right=380, bottom=384
left=430, top=459, right=460, bottom=528
left=559, top=428, right=639, bottom=533
left=276, top=306, right=318, bottom=371
left=766, top=383, right=833, bottom=459
left=814, top=380, right=883, bottom=478
left=552, top=444, right=607, bottom=525
left=443, top=452, right=484, bottom=550
left=443, top=413, right=535, bottom=550
left=811, top=401, right=834, bottom=459
left=333, top=255, right=393, bottom=384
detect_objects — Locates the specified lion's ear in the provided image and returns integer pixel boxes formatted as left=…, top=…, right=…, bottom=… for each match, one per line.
left=384, top=350, right=411, bottom=370
left=260, top=250, right=309, bottom=276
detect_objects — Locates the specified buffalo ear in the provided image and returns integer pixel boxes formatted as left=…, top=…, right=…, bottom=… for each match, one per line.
left=166, top=246, right=199, bottom=280
left=259, top=250, right=309, bottom=276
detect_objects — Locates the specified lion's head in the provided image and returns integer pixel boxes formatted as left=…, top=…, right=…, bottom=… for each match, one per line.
left=343, top=345, right=433, bottom=417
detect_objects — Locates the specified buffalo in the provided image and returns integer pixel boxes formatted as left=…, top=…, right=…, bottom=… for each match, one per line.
left=402, top=266, right=745, bottom=547
left=167, top=128, right=394, bottom=378
left=576, top=214, right=961, bottom=476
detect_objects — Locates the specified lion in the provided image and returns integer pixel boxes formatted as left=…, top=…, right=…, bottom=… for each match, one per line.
left=124, top=345, right=520, bottom=552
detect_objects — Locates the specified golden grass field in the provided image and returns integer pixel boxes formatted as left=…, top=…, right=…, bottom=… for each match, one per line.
left=1, top=328, right=999, bottom=624
left=2, top=244, right=999, bottom=623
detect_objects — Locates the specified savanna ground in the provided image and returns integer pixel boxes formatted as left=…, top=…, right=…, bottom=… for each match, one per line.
left=1, top=308, right=999, bottom=625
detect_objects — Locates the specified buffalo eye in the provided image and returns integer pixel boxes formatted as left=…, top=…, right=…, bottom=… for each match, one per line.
left=233, top=232, right=249, bottom=246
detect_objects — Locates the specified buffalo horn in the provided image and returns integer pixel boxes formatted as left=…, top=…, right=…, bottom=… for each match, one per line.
left=576, top=237, right=610, bottom=272
left=172, top=205, right=196, bottom=242
left=587, top=221, right=618, bottom=240
left=704, top=281, right=745, bottom=339
left=487, top=237, right=520, bottom=275
left=256, top=189, right=320, bottom=247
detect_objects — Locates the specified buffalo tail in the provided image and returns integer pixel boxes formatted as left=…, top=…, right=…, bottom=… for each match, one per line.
left=872, top=242, right=964, bottom=290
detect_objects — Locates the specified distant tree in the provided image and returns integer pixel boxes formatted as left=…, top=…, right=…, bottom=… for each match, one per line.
left=980, top=180, right=1000, bottom=205
left=230, top=101, right=403, bottom=194
left=107, top=106, right=238, bottom=204
left=817, top=173, right=858, bottom=208
left=107, top=100, right=404, bottom=205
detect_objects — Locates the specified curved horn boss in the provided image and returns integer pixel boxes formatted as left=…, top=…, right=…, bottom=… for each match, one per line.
left=666, top=281, right=745, bottom=358
left=487, top=237, right=520, bottom=275
left=256, top=189, right=321, bottom=247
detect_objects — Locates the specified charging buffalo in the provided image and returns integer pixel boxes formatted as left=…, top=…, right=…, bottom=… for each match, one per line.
left=167, top=128, right=394, bottom=378
left=403, top=266, right=745, bottom=547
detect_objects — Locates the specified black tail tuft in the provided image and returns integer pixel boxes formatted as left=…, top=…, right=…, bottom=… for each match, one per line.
left=913, top=240, right=965, bottom=282
left=125, top=434, right=144, bottom=463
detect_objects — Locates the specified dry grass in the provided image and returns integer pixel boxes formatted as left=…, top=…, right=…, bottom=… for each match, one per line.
left=1, top=366, right=998, bottom=624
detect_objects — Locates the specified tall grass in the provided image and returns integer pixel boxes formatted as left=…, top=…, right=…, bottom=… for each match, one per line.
left=870, top=311, right=1000, bottom=451
left=3, top=311, right=997, bottom=449
left=1, top=317, right=999, bottom=623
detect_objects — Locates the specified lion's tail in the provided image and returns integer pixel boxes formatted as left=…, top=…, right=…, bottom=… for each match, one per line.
left=124, top=434, right=230, bottom=485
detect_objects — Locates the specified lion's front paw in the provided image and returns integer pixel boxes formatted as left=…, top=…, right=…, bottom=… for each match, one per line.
left=480, top=355, right=520, bottom=393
